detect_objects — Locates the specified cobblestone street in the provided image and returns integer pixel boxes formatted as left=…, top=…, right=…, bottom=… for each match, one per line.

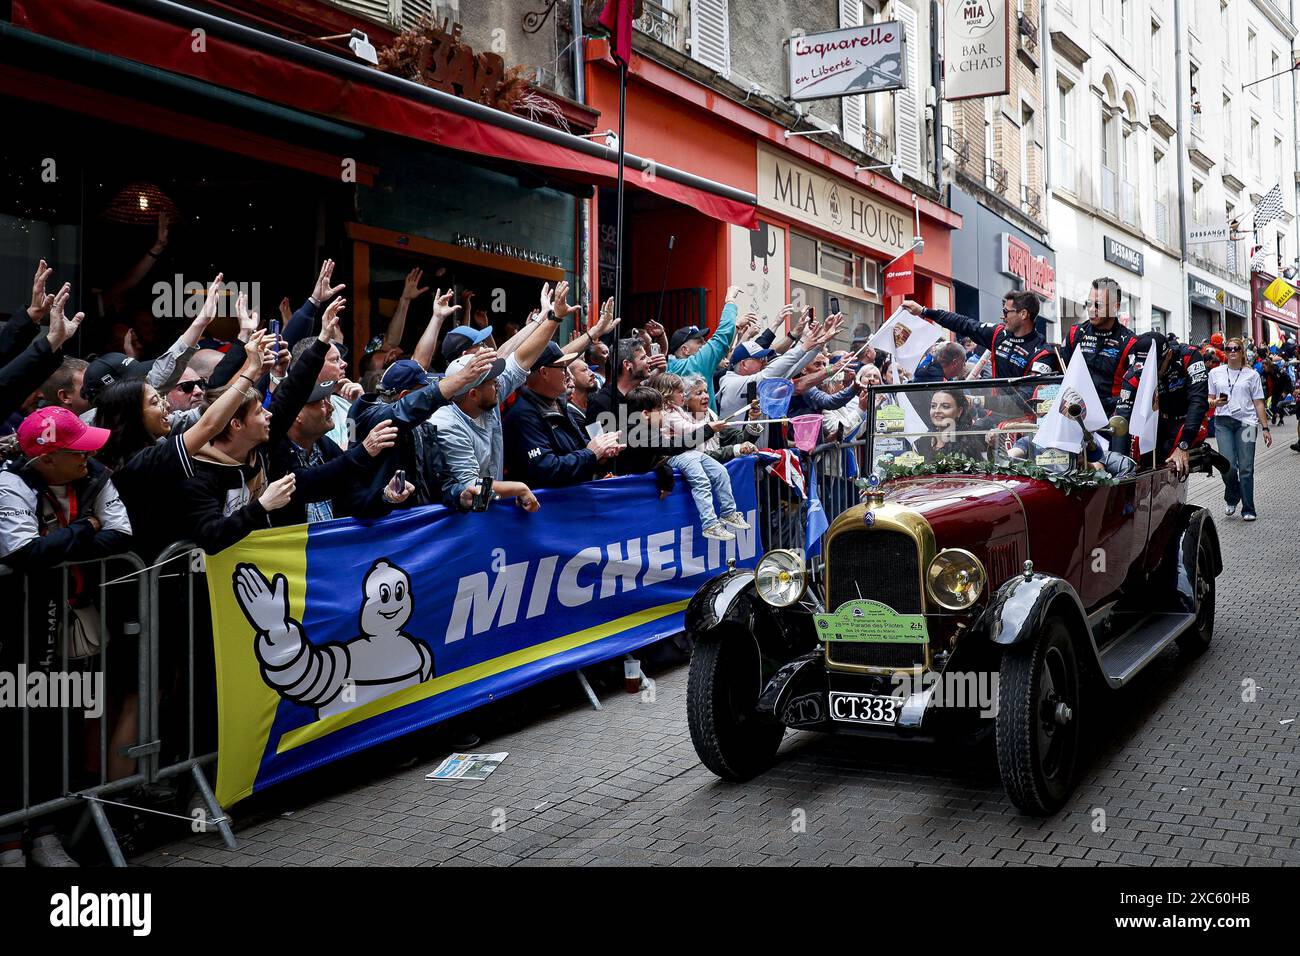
left=138, top=441, right=1300, bottom=867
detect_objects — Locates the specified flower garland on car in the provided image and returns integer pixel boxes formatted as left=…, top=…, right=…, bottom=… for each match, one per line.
left=874, top=453, right=1118, bottom=494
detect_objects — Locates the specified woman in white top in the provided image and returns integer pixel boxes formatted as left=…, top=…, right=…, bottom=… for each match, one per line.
left=1207, top=337, right=1273, bottom=521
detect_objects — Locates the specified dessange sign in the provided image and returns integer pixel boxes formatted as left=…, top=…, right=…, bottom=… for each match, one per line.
left=788, top=23, right=906, bottom=101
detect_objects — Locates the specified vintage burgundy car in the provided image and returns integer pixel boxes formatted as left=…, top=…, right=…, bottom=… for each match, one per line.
left=685, top=377, right=1222, bottom=814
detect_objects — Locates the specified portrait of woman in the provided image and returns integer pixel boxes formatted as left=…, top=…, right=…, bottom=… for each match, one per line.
left=912, top=388, right=988, bottom=461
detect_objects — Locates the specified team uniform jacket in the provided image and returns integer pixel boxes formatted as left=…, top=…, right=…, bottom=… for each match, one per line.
left=1063, top=320, right=1138, bottom=414
left=920, top=308, right=1057, bottom=378
left=1114, top=344, right=1210, bottom=457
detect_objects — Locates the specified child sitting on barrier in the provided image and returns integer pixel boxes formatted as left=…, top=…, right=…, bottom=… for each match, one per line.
left=636, top=378, right=750, bottom=543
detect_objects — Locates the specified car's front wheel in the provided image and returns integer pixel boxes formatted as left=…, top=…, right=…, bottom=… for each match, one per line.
left=996, top=617, right=1083, bottom=815
left=687, top=634, right=784, bottom=781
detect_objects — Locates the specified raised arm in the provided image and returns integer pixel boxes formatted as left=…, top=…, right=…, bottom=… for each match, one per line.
left=183, top=331, right=273, bottom=455
left=385, top=267, right=427, bottom=356
left=411, top=286, right=461, bottom=370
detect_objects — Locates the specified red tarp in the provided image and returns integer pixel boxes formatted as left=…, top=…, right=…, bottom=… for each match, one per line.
left=11, top=0, right=757, bottom=228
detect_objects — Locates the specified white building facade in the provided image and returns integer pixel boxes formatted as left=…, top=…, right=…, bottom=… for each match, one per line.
left=1044, top=0, right=1191, bottom=339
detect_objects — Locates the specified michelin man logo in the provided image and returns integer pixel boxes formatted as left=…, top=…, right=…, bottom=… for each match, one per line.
left=233, top=559, right=435, bottom=719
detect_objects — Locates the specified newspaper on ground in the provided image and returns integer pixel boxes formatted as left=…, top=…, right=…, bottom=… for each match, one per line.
left=426, top=752, right=509, bottom=781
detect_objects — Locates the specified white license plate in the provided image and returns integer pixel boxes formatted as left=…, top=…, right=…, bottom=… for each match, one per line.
left=828, top=691, right=902, bottom=726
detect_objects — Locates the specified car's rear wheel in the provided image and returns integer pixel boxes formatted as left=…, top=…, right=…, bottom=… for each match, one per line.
left=1176, top=534, right=1215, bottom=656
left=687, top=634, right=784, bottom=781
left=996, top=617, right=1082, bottom=815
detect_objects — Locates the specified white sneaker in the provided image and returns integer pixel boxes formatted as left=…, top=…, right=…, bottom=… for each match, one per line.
left=30, top=834, right=78, bottom=867
left=0, top=848, right=25, bottom=867
left=702, top=524, right=736, bottom=541
left=1224, top=505, right=1236, bottom=517
left=1242, top=512, right=1257, bottom=522
left=720, top=512, right=751, bottom=531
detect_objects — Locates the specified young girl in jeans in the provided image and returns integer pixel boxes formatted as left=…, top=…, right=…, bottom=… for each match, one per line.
left=645, top=375, right=751, bottom=542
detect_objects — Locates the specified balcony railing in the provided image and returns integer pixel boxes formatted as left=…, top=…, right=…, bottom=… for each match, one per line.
left=1154, top=199, right=1170, bottom=243
left=1120, top=181, right=1138, bottom=225
left=946, top=127, right=972, bottom=171
left=1100, top=165, right=1118, bottom=214
left=987, top=158, right=1009, bottom=195
left=863, top=126, right=891, bottom=161
left=634, top=0, right=681, bottom=49
left=1022, top=184, right=1042, bottom=219
left=1056, top=141, right=1077, bottom=193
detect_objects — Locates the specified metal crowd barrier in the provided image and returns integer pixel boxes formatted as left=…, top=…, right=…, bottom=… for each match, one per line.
left=0, top=545, right=232, bottom=867
left=754, top=440, right=866, bottom=576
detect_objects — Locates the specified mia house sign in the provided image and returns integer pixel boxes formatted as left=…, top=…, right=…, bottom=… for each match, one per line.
left=944, top=0, right=1010, bottom=101
left=788, top=23, right=906, bottom=101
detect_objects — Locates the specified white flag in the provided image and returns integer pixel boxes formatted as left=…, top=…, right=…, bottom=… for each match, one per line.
left=869, top=308, right=945, bottom=376
left=1034, top=347, right=1109, bottom=454
left=1128, top=343, right=1160, bottom=455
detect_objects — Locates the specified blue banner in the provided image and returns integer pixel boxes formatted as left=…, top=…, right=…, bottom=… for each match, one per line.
left=208, top=457, right=759, bottom=805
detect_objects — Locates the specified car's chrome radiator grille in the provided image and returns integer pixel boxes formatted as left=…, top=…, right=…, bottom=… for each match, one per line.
left=825, top=529, right=925, bottom=670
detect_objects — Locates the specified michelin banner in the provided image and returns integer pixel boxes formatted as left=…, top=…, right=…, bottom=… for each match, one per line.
left=208, top=458, right=759, bottom=806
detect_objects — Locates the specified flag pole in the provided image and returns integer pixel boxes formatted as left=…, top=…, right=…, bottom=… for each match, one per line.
left=606, top=57, right=629, bottom=404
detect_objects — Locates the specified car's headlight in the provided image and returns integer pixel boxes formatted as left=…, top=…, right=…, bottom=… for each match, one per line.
left=926, top=548, right=986, bottom=610
left=754, top=549, right=807, bottom=607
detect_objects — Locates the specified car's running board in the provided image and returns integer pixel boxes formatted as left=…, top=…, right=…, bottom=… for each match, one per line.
left=1098, top=613, right=1197, bottom=687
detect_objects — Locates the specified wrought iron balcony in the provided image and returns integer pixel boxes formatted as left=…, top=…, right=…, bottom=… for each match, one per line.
left=863, top=126, right=892, bottom=161
left=945, top=127, right=971, bottom=171
left=987, top=158, right=1009, bottom=195
left=635, top=0, right=681, bottom=49
left=1022, top=185, right=1042, bottom=219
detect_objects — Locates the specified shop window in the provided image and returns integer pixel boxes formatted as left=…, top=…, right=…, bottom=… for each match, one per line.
left=818, top=243, right=855, bottom=286
left=860, top=257, right=879, bottom=295
left=790, top=232, right=818, bottom=273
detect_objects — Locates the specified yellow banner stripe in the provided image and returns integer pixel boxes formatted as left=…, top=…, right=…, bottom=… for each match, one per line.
left=275, top=598, right=690, bottom=754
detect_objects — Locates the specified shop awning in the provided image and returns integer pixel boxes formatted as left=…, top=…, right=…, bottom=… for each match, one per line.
left=8, top=0, right=758, bottom=229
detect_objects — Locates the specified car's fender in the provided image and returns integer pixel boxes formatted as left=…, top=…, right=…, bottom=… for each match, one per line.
left=685, top=569, right=820, bottom=665
left=984, top=572, right=1091, bottom=653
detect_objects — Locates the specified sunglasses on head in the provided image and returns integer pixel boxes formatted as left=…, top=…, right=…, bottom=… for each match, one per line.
left=176, top=379, right=207, bottom=393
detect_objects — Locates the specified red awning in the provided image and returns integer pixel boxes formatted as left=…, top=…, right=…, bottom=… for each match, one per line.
left=10, top=0, right=757, bottom=229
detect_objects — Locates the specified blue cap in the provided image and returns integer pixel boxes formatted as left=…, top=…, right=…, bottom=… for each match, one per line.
left=380, top=359, right=432, bottom=394
left=441, top=325, right=494, bottom=361
left=732, top=341, right=776, bottom=364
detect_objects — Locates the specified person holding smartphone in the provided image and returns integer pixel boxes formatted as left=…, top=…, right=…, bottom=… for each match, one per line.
left=1208, top=337, right=1272, bottom=521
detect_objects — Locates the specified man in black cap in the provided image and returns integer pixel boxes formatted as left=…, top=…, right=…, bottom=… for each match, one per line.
left=1113, top=331, right=1212, bottom=477
left=669, top=325, right=707, bottom=358
left=270, top=377, right=412, bottom=526
left=504, top=342, right=623, bottom=489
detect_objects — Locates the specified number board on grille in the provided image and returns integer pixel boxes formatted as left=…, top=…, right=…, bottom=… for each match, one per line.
left=815, top=598, right=928, bottom=644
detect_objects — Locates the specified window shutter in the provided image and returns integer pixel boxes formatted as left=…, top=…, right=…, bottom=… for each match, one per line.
left=895, top=3, right=923, bottom=178
left=331, top=0, right=397, bottom=27
left=691, top=0, right=732, bottom=78
left=839, top=0, right=865, bottom=150
left=396, top=0, right=434, bottom=30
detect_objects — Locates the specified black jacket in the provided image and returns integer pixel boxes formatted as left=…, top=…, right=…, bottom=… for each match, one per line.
left=269, top=433, right=393, bottom=526
left=0, top=458, right=132, bottom=572
left=0, top=334, right=61, bottom=424
left=347, top=381, right=454, bottom=509
left=1115, top=344, right=1210, bottom=455
left=182, top=336, right=327, bottom=553
left=1064, top=320, right=1138, bottom=414
left=504, top=387, right=600, bottom=488
left=921, top=307, right=1056, bottom=378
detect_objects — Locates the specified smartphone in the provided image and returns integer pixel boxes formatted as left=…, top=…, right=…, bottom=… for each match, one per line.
left=829, top=296, right=840, bottom=315
left=471, top=463, right=495, bottom=512
left=388, top=469, right=405, bottom=495
left=270, top=319, right=282, bottom=354
left=650, top=343, right=661, bottom=356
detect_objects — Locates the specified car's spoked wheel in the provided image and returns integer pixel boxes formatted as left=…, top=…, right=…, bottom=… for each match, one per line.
left=997, top=618, right=1082, bottom=815
left=687, top=634, right=785, bottom=782
left=1177, top=535, right=1216, bottom=656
